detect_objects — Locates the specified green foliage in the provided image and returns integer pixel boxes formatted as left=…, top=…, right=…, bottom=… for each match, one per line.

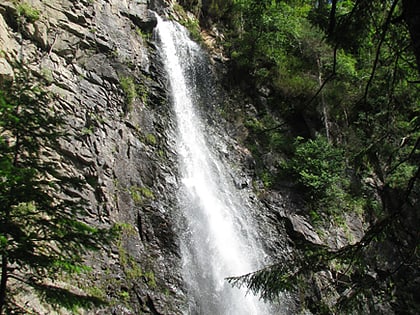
left=177, top=0, right=202, bottom=17
left=52, top=259, right=92, bottom=274
left=119, top=76, right=149, bottom=111
left=243, top=114, right=293, bottom=188
left=226, top=1, right=420, bottom=313
left=387, top=163, right=417, bottom=189
left=179, top=0, right=233, bottom=21
left=335, top=49, right=357, bottom=78
left=173, top=3, right=202, bottom=42
left=206, top=0, right=233, bottom=21
left=288, top=135, right=346, bottom=198
left=114, top=221, right=157, bottom=304
left=228, top=211, right=419, bottom=313
left=136, top=28, right=150, bottom=42
left=0, top=71, right=113, bottom=312
left=17, top=2, right=40, bottom=22
left=129, top=185, right=154, bottom=206
left=183, top=18, right=202, bottom=42
left=228, top=1, right=311, bottom=83
left=144, top=270, right=157, bottom=288
left=35, top=283, right=105, bottom=313
left=137, top=82, right=148, bottom=104
left=260, top=170, right=273, bottom=188
left=145, top=133, right=157, bottom=146
left=227, top=243, right=334, bottom=302
left=119, top=76, right=137, bottom=110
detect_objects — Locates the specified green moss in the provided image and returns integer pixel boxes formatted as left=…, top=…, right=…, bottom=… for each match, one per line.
left=114, top=223, right=157, bottom=291
left=86, top=285, right=107, bottom=300
left=136, top=28, right=151, bottom=42
left=173, top=3, right=185, bottom=17
left=110, top=49, right=119, bottom=58
left=137, top=83, right=148, bottom=104
left=172, top=3, right=202, bottom=42
left=260, top=170, right=273, bottom=188
left=41, top=68, right=53, bottom=83
left=145, top=133, right=157, bottom=146
left=119, top=291, right=130, bottom=301
left=119, top=76, right=137, bottom=111
left=17, top=2, right=40, bottom=22
left=81, top=125, right=94, bottom=135
left=140, top=186, right=154, bottom=199
left=183, top=18, right=202, bottom=42
left=129, top=186, right=155, bottom=205
left=144, top=271, right=156, bottom=288
left=129, top=186, right=143, bottom=205
left=115, top=222, right=137, bottom=236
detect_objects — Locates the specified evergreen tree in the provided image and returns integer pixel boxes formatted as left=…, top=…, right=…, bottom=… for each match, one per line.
left=0, top=69, right=113, bottom=313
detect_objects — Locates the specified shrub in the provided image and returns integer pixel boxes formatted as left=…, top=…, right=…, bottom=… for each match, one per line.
left=288, top=135, right=346, bottom=199
left=17, top=3, right=40, bottom=22
left=119, top=76, right=137, bottom=110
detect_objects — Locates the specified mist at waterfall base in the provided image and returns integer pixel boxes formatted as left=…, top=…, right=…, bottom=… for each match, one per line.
left=154, top=16, right=272, bottom=314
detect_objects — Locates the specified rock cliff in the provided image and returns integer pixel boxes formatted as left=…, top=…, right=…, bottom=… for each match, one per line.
left=0, top=0, right=187, bottom=313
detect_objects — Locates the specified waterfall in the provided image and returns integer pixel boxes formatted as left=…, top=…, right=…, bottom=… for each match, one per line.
left=154, top=16, right=270, bottom=315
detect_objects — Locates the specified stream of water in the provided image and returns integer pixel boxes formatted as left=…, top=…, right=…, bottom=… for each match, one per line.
left=155, top=16, right=270, bottom=315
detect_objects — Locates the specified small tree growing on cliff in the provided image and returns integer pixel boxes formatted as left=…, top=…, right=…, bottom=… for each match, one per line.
left=0, top=71, right=113, bottom=313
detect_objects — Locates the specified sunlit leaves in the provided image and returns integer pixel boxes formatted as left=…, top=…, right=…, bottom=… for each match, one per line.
left=229, top=0, right=312, bottom=83
left=335, top=49, right=357, bottom=78
left=289, top=135, right=346, bottom=197
left=224, top=0, right=420, bottom=314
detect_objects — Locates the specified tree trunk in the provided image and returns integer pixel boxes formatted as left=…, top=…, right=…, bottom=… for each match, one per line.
left=317, top=57, right=330, bottom=142
left=403, top=0, right=420, bottom=74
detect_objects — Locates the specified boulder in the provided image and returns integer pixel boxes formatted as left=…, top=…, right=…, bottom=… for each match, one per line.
left=0, top=58, right=14, bottom=83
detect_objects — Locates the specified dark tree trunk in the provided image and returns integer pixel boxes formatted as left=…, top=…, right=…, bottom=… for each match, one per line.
left=328, top=0, right=338, bottom=35
left=403, top=0, right=420, bottom=74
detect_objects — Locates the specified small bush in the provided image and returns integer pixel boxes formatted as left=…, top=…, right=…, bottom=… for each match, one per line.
left=18, top=3, right=40, bottom=22
left=129, top=186, right=155, bottom=205
left=145, top=133, right=157, bottom=146
left=119, top=76, right=137, bottom=110
left=288, top=135, right=346, bottom=199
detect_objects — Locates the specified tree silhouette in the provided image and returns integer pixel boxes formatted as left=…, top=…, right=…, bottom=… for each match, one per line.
left=0, top=68, right=113, bottom=313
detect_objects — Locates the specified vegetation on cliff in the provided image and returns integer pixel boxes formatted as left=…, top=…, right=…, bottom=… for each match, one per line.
left=0, top=0, right=418, bottom=313
left=0, top=70, right=115, bottom=313
left=1, top=0, right=185, bottom=313
left=180, top=0, right=420, bottom=313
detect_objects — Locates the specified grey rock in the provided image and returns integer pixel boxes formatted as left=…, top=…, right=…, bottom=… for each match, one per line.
left=0, top=58, right=14, bottom=83
left=121, top=7, right=157, bottom=33
left=287, top=214, right=323, bottom=245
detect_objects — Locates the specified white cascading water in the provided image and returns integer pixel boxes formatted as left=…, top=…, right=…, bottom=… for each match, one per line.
left=155, top=15, right=270, bottom=315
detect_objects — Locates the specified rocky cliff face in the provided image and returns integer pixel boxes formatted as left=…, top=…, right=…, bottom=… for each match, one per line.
left=0, top=0, right=187, bottom=313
